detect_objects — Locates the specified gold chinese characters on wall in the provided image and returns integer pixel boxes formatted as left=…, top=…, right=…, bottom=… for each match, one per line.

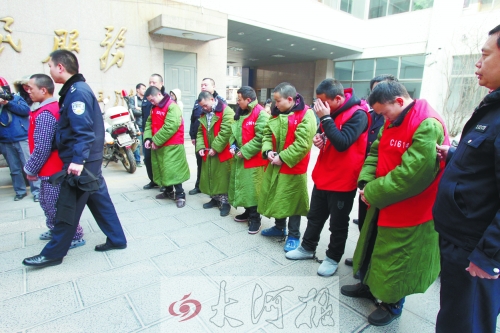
left=100, top=26, right=127, bottom=72
left=42, top=29, right=80, bottom=63
left=0, top=17, right=22, bottom=54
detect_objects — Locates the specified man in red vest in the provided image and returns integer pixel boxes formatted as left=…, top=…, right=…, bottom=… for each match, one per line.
left=285, top=79, right=369, bottom=277
left=342, top=81, right=448, bottom=326
left=23, top=74, right=85, bottom=248
left=144, top=86, right=190, bottom=208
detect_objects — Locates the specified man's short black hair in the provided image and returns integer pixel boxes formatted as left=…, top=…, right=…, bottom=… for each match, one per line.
left=368, top=81, right=410, bottom=106
left=489, top=24, right=500, bottom=49
left=237, top=86, right=256, bottom=100
left=369, top=74, right=398, bottom=91
left=49, top=50, right=79, bottom=75
left=144, top=86, right=161, bottom=97
left=30, top=74, right=55, bottom=95
left=273, top=82, right=296, bottom=99
left=202, top=78, right=215, bottom=86
left=316, top=79, right=344, bottom=99
left=136, top=83, right=146, bottom=90
left=198, top=91, right=213, bottom=102
left=151, top=74, right=163, bottom=83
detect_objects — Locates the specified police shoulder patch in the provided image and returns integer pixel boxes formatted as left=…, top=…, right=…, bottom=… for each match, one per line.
left=72, top=101, right=85, bottom=115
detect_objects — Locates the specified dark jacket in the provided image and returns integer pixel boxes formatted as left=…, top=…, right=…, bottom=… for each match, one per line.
left=128, top=94, right=143, bottom=130
left=56, top=74, right=104, bottom=164
left=141, top=87, right=165, bottom=133
left=366, top=111, right=384, bottom=156
left=0, top=94, right=30, bottom=143
left=190, top=90, right=225, bottom=140
left=434, top=88, right=500, bottom=276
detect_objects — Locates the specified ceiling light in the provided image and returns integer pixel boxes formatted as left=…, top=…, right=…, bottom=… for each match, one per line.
left=248, top=58, right=259, bottom=61
left=330, top=52, right=334, bottom=54
left=312, top=48, right=316, bottom=50
left=182, top=33, right=194, bottom=38
left=290, top=44, right=295, bottom=46
left=266, top=38, right=272, bottom=41
left=271, top=54, right=285, bottom=58
left=238, top=32, right=244, bottom=35
left=228, top=47, right=244, bottom=52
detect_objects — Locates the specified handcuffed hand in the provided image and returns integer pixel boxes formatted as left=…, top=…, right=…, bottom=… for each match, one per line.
left=313, top=133, right=324, bottom=149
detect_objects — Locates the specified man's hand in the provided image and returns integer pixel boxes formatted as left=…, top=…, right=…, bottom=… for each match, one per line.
left=67, top=163, right=84, bottom=176
left=229, top=148, right=236, bottom=156
left=271, top=154, right=282, bottom=166
left=208, top=148, right=216, bottom=156
left=144, top=140, right=151, bottom=149
left=191, top=139, right=196, bottom=146
left=313, top=133, right=325, bottom=149
left=466, top=261, right=500, bottom=279
left=236, top=151, right=243, bottom=158
left=267, top=151, right=277, bottom=162
left=0, top=98, right=8, bottom=106
left=199, top=149, right=205, bottom=157
left=26, top=174, right=38, bottom=181
left=359, top=189, right=370, bottom=206
left=151, top=142, right=159, bottom=150
left=314, top=99, right=331, bottom=118
left=436, top=144, right=450, bottom=162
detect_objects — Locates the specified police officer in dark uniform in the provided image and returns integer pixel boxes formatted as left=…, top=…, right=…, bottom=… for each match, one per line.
left=23, top=50, right=127, bottom=268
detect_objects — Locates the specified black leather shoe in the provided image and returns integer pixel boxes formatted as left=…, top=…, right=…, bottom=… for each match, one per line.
left=345, top=258, right=353, bottom=266
left=159, top=186, right=167, bottom=192
left=14, top=193, right=27, bottom=201
left=23, top=255, right=63, bottom=268
left=143, top=182, right=159, bottom=190
left=189, top=187, right=201, bottom=195
left=220, top=203, right=231, bottom=217
left=353, top=219, right=359, bottom=225
left=354, top=271, right=361, bottom=279
left=368, top=304, right=402, bottom=326
left=203, top=198, right=219, bottom=209
left=95, top=243, right=127, bottom=252
left=341, top=283, right=375, bottom=301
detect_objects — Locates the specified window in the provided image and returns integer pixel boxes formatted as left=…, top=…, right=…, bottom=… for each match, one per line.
left=340, top=0, right=353, bottom=12
left=369, top=0, right=388, bottom=18
left=412, top=0, right=434, bottom=10
left=370, top=0, right=433, bottom=18
left=334, top=61, right=353, bottom=80
left=400, top=55, right=425, bottom=79
left=389, top=0, right=410, bottom=14
left=375, top=57, right=399, bottom=76
left=353, top=59, right=375, bottom=80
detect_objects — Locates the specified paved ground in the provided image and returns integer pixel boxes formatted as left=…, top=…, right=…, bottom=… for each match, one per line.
left=0, top=143, right=457, bottom=333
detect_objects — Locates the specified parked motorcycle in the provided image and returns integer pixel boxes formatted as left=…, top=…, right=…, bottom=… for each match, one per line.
left=102, top=97, right=140, bottom=174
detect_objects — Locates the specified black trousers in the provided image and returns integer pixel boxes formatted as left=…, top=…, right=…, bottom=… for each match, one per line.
left=195, top=150, right=202, bottom=189
left=165, top=184, right=185, bottom=198
left=40, top=160, right=127, bottom=258
left=357, top=195, right=368, bottom=232
left=301, top=186, right=356, bottom=262
left=143, top=143, right=155, bottom=185
left=436, top=237, right=500, bottom=333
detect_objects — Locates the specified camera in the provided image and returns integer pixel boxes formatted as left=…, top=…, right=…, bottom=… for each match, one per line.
left=0, top=85, right=14, bottom=101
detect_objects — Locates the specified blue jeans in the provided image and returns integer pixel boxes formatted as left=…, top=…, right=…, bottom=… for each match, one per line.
left=133, top=135, right=142, bottom=164
left=0, top=140, right=40, bottom=196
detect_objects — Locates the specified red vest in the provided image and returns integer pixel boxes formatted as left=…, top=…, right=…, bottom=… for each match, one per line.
left=272, top=107, right=310, bottom=175
left=376, top=99, right=450, bottom=228
left=241, top=104, right=268, bottom=169
left=312, top=97, right=370, bottom=191
left=202, top=106, right=232, bottom=163
left=151, top=99, right=184, bottom=146
left=28, top=101, right=64, bottom=177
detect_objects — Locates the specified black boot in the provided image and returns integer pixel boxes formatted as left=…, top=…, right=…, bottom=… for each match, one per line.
left=203, top=198, right=219, bottom=209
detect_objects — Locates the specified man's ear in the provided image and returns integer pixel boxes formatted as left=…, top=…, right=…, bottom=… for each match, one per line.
left=395, top=97, right=404, bottom=107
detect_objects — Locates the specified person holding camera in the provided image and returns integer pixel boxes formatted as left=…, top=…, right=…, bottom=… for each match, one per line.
left=0, top=76, right=40, bottom=201
left=228, top=86, right=269, bottom=234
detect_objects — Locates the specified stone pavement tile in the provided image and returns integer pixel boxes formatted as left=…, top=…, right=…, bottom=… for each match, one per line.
left=184, top=193, right=213, bottom=211
left=26, top=251, right=111, bottom=292
left=64, top=231, right=110, bottom=257
left=123, top=189, right=160, bottom=201
left=333, top=275, right=378, bottom=318
left=0, top=216, right=45, bottom=235
left=116, top=210, right=148, bottom=226
left=107, top=185, right=143, bottom=196
left=0, top=232, right=22, bottom=253
left=151, top=242, right=227, bottom=277
left=25, top=205, right=45, bottom=218
left=138, top=316, right=211, bottom=333
left=76, top=260, right=163, bottom=306
left=138, top=205, right=190, bottom=220
left=202, top=250, right=283, bottom=289
left=113, top=197, right=160, bottom=214
left=84, top=218, right=133, bottom=241
left=210, top=230, right=273, bottom=257
left=0, top=244, right=45, bottom=273
left=0, top=208, right=23, bottom=223
left=124, top=216, right=186, bottom=239
left=212, top=217, right=249, bottom=234
left=168, top=222, right=228, bottom=248
left=0, top=268, right=23, bottom=301
left=174, top=208, right=224, bottom=226
left=129, top=270, right=219, bottom=326
left=255, top=237, right=301, bottom=266
left=403, top=279, right=440, bottom=325
left=110, top=193, right=129, bottom=204
left=26, top=296, right=142, bottom=333
left=359, top=310, right=435, bottom=333
left=0, top=281, right=79, bottom=332
left=105, top=235, right=178, bottom=268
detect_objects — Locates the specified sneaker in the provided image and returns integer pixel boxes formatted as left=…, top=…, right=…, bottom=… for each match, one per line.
left=345, top=258, right=353, bottom=266
left=367, top=299, right=405, bottom=326
left=317, top=257, right=339, bottom=277
left=284, top=236, right=300, bottom=252
left=248, top=220, right=261, bottom=234
left=220, top=203, right=231, bottom=216
left=14, top=193, right=27, bottom=201
left=39, top=230, right=52, bottom=240
left=136, top=162, right=143, bottom=167
left=261, top=226, right=287, bottom=237
left=33, top=195, right=39, bottom=202
left=143, top=182, right=159, bottom=190
left=285, top=245, right=315, bottom=260
left=176, top=198, right=186, bottom=208
left=203, top=198, right=219, bottom=209
left=340, top=283, right=375, bottom=301
left=234, top=210, right=250, bottom=222
left=69, top=239, right=86, bottom=249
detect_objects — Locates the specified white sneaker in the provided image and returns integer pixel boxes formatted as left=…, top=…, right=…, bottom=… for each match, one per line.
left=317, top=257, right=338, bottom=276
left=285, top=246, right=315, bottom=260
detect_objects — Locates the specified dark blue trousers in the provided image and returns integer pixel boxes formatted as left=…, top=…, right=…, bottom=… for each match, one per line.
left=436, top=237, right=500, bottom=333
left=40, top=160, right=127, bottom=259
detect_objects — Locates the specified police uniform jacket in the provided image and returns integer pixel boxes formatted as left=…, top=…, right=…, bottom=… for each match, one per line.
left=56, top=74, right=104, bottom=164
